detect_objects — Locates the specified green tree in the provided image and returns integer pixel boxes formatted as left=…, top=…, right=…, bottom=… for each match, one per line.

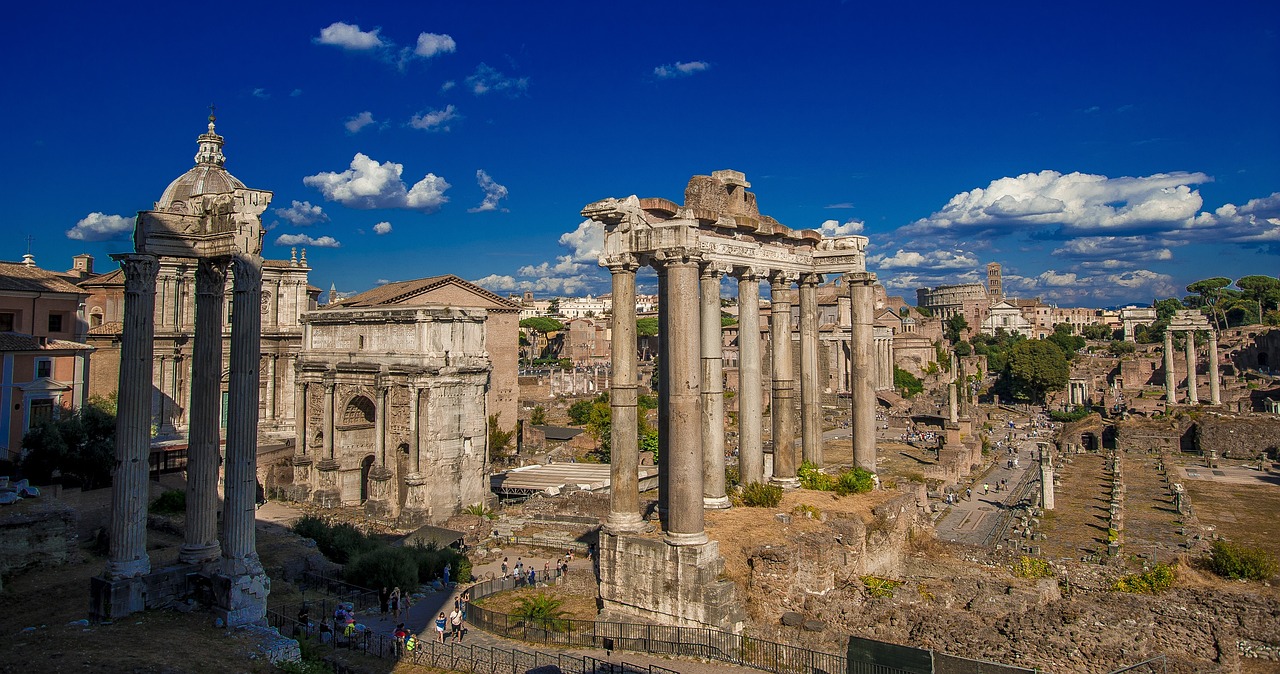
left=488, top=414, right=515, bottom=460
left=520, top=317, right=565, bottom=362
left=1107, top=340, right=1136, bottom=356
left=1081, top=323, right=1113, bottom=340
left=19, top=404, right=116, bottom=489
left=893, top=366, right=924, bottom=398
left=512, top=593, right=570, bottom=630
left=944, top=314, right=968, bottom=344
left=1047, top=323, right=1086, bottom=360
left=636, top=317, right=658, bottom=337
left=1186, top=277, right=1233, bottom=330
left=530, top=405, right=547, bottom=426
left=1236, top=275, right=1280, bottom=314
left=1003, top=339, right=1069, bottom=404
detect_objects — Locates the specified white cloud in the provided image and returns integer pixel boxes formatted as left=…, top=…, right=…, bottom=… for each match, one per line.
left=474, top=219, right=607, bottom=296
left=252, top=88, right=269, bottom=99
left=818, top=218, right=865, bottom=236
left=345, top=111, right=375, bottom=133
left=315, top=22, right=385, bottom=50
left=373, top=221, right=392, bottom=235
left=275, top=233, right=341, bottom=248
left=868, top=248, right=978, bottom=271
left=291, top=89, right=303, bottom=97
left=274, top=200, right=329, bottom=226
left=414, top=32, right=456, bottom=58
left=654, top=61, right=710, bottom=78
left=1190, top=192, right=1280, bottom=246
left=440, top=80, right=456, bottom=92
left=66, top=212, right=133, bottom=241
left=900, top=170, right=1212, bottom=238
left=303, top=153, right=450, bottom=212
left=409, top=105, right=458, bottom=132
left=468, top=170, right=509, bottom=213
left=465, top=63, right=528, bottom=96
left=1051, top=236, right=1174, bottom=262
left=825, top=202, right=855, bottom=209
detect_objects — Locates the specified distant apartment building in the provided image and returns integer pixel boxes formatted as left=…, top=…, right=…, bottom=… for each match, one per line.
left=0, top=255, right=93, bottom=460
left=558, top=295, right=607, bottom=318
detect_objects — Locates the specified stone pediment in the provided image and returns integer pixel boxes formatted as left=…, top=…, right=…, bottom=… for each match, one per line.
left=20, top=377, right=70, bottom=393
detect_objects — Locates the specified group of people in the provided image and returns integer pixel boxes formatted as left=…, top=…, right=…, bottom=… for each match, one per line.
left=378, top=585, right=407, bottom=620
left=434, top=600, right=467, bottom=644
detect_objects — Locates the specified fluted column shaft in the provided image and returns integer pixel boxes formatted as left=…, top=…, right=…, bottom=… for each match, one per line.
left=606, top=257, right=643, bottom=533
left=295, top=381, right=307, bottom=455
left=409, top=386, right=422, bottom=472
left=736, top=271, right=765, bottom=486
left=181, top=257, right=227, bottom=565
left=1208, top=332, right=1221, bottom=405
left=264, top=356, right=276, bottom=421
left=769, top=273, right=798, bottom=487
left=658, top=251, right=706, bottom=546
left=323, top=382, right=335, bottom=459
left=107, top=254, right=158, bottom=579
left=222, top=255, right=264, bottom=571
left=700, top=266, right=730, bottom=509
left=375, top=385, right=387, bottom=467
left=1164, top=330, right=1176, bottom=404
left=799, top=274, right=821, bottom=467
left=849, top=273, right=878, bottom=475
left=1185, top=331, right=1199, bottom=405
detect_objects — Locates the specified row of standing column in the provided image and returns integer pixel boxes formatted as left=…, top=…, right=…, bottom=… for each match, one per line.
left=107, top=253, right=266, bottom=608
left=1163, top=330, right=1221, bottom=406
left=604, top=256, right=879, bottom=548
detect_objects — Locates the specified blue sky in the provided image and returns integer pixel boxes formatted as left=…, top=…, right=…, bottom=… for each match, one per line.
left=7, top=1, right=1278, bottom=307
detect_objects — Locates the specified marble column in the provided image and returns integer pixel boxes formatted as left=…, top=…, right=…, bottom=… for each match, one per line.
left=366, top=384, right=394, bottom=516
left=322, top=381, right=335, bottom=459
left=798, top=273, right=821, bottom=468
left=848, top=272, right=878, bottom=475
left=605, top=255, right=645, bottom=533
left=264, top=355, right=276, bottom=421
left=1208, top=331, right=1221, bottom=405
left=1163, top=330, right=1177, bottom=404
left=769, top=272, right=798, bottom=488
left=949, top=382, right=959, bottom=424
left=736, top=269, right=765, bottom=486
left=409, top=386, right=422, bottom=473
left=1185, top=331, right=1199, bottom=405
left=657, top=249, right=706, bottom=546
left=1040, top=444, right=1055, bottom=510
left=401, top=385, right=429, bottom=525
left=180, top=257, right=227, bottom=565
left=106, top=254, right=158, bottom=580
left=291, top=379, right=312, bottom=496
left=700, top=264, right=730, bottom=509
left=837, top=294, right=852, bottom=393
left=218, top=254, right=269, bottom=626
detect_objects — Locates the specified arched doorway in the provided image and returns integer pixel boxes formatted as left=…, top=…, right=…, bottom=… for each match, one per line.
left=359, top=455, right=375, bottom=503
left=397, top=442, right=411, bottom=507
left=1081, top=432, right=1099, bottom=452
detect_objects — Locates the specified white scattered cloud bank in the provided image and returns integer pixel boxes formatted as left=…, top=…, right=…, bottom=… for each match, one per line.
left=466, top=63, right=528, bottom=96
left=468, top=170, right=509, bottom=213
left=66, top=212, right=132, bottom=241
left=345, top=111, right=376, bottom=133
left=654, top=61, right=710, bottom=78
left=314, top=22, right=385, bottom=50
left=409, top=105, right=458, bottom=132
left=274, top=200, right=329, bottom=226
left=252, top=88, right=269, bottom=99
left=303, top=153, right=450, bottom=212
left=373, top=221, right=392, bottom=235
left=474, top=219, right=604, bottom=295
left=275, top=233, right=341, bottom=248
left=870, top=248, right=977, bottom=270
left=818, top=218, right=864, bottom=237
left=414, top=32, right=456, bottom=58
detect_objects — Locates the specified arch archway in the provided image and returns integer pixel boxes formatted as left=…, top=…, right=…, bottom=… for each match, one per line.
left=359, top=455, right=375, bottom=503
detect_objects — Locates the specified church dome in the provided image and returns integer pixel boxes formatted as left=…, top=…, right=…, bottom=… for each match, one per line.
left=155, top=114, right=246, bottom=211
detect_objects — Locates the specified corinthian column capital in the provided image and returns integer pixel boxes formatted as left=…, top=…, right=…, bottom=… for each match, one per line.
left=602, top=253, right=639, bottom=273
left=652, top=246, right=702, bottom=267
left=196, top=257, right=230, bottom=296
left=114, top=254, right=159, bottom=295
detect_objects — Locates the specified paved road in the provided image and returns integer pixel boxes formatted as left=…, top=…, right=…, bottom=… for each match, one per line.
left=934, top=431, right=1046, bottom=546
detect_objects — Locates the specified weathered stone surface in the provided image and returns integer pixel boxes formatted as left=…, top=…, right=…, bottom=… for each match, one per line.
left=780, top=611, right=805, bottom=627
left=0, top=499, right=77, bottom=585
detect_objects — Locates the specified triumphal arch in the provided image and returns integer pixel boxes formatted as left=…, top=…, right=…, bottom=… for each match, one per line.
left=581, top=170, right=876, bottom=630
left=90, top=116, right=270, bottom=627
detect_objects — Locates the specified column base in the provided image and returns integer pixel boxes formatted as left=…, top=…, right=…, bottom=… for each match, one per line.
left=603, top=512, right=648, bottom=534
left=89, top=574, right=147, bottom=622
left=214, top=554, right=270, bottom=628
left=703, top=495, right=732, bottom=510
left=178, top=543, right=221, bottom=565
left=364, top=466, right=396, bottom=519
left=598, top=531, right=744, bottom=632
left=106, top=556, right=151, bottom=581
left=769, top=476, right=800, bottom=490
left=664, top=530, right=709, bottom=547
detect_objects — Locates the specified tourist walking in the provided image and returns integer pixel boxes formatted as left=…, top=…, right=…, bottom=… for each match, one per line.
left=391, top=586, right=402, bottom=620
left=449, top=607, right=463, bottom=642
left=379, top=586, right=390, bottom=615
left=435, top=612, right=448, bottom=643
left=983, top=483, right=989, bottom=495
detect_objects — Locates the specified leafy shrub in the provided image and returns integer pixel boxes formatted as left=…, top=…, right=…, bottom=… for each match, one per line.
left=1113, top=564, right=1176, bottom=593
left=861, top=575, right=903, bottom=599
left=798, top=461, right=834, bottom=491
left=464, top=503, right=497, bottom=520
left=739, top=482, right=783, bottom=507
left=292, top=516, right=379, bottom=564
left=1205, top=540, right=1279, bottom=581
left=1106, top=528, right=1119, bottom=545
left=344, top=546, right=420, bottom=591
left=793, top=504, right=822, bottom=519
left=724, top=465, right=740, bottom=489
left=1010, top=555, right=1053, bottom=579
left=1049, top=407, right=1092, bottom=423
left=512, top=593, right=570, bottom=631
left=834, top=468, right=875, bottom=496
left=149, top=489, right=186, bottom=514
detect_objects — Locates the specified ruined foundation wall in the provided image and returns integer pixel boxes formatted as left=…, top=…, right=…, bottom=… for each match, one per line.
left=1196, top=415, right=1280, bottom=459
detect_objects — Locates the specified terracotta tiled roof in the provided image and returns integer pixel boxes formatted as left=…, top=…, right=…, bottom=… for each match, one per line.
left=0, top=261, right=87, bottom=294
left=0, top=332, right=92, bottom=352
left=88, top=322, right=124, bottom=336
left=332, top=274, right=519, bottom=310
left=80, top=269, right=124, bottom=286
